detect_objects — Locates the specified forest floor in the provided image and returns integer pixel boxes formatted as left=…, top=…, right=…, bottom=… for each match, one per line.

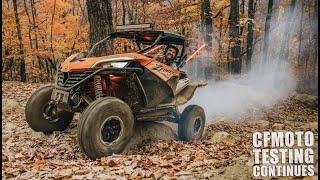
left=2, top=81, right=318, bottom=179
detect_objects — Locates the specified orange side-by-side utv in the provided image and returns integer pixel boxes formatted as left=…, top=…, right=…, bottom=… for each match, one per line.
left=25, top=30, right=207, bottom=159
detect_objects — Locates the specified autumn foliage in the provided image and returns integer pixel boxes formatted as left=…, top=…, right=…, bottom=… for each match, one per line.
left=3, top=0, right=88, bottom=82
left=2, top=0, right=318, bottom=94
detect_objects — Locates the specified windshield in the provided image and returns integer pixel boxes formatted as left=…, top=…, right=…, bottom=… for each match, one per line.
left=142, top=45, right=165, bottom=58
left=114, top=38, right=140, bottom=54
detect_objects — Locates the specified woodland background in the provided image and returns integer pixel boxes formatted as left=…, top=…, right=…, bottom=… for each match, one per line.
left=2, top=0, right=318, bottom=95
left=2, top=0, right=318, bottom=178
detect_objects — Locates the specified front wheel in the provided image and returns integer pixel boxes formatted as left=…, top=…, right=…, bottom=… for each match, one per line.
left=77, top=97, right=134, bottom=160
left=178, top=105, right=206, bottom=141
left=25, top=85, right=74, bottom=134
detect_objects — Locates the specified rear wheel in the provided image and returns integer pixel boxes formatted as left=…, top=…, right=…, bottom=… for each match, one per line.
left=77, top=97, right=134, bottom=160
left=178, top=105, right=205, bottom=141
left=25, top=85, right=74, bottom=134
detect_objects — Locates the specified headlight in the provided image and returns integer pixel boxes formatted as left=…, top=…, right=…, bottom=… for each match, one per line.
left=109, top=62, right=128, bottom=68
left=92, top=61, right=129, bottom=68
left=101, top=62, right=128, bottom=68
left=91, top=57, right=133, bottom=68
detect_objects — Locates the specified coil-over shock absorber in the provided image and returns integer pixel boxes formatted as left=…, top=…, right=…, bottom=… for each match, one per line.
left=94, top=75, right=104, bottom=99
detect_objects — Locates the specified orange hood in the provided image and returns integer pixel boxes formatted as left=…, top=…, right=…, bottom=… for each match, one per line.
left=60, top=53, right=153, bottom=72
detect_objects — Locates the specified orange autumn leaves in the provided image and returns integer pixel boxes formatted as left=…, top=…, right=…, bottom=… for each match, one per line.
left=2, top=0, right=88, bottom=63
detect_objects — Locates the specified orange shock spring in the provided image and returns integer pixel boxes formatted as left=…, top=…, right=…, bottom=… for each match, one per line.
left=94, top=75, right=104, bottom=99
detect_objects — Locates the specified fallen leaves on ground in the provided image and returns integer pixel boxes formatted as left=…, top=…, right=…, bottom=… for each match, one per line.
left=2, top=81, right=318, bottom=179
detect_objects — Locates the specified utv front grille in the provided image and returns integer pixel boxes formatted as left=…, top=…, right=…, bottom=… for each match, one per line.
left=56, top=71, right=92, bottom=88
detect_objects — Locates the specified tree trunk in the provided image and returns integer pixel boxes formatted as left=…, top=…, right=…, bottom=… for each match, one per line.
left=30, top=0, right=42, bottom=73
left=310, top=0, right=318, bottom=93
left=126, top=1, right=137, bottom=24
left=122, top=0, right=126, bottom=25
left=296, top=1, right=305, bottom=91
left=71, top=30, right=80, bottom=54
left=245, top=0, right=256, bottom=71
left=200, top=0, right=214, bottom=79
left=72, top=0, right=75, bottom=16
left=13, top=0, right=27, bottom=82
left=279, top=0, right=297, bottom=61
left=200, top=0, right=213, bottom=51
left=142, top=0, right=146, bottom=23
left=87, top=0, right=114, bottom=57
left=303, top=4, right=313, bottom=90
left=297, top=1, right=305, bottom=65
left=127, top=3, right=133, bottom=24
left=6, top=0, right=10, bottom=9
left=23, top=0, right=33, bottom=50
left=23, top=0, right=36, bottom=68
left=77, top=0, right=87, bottom=24
left=50, top=0, right=57, bottom=63
left=44, top=59, right=50, bottom=81
left=114, top=0, right=118, bottom=25
left=262, top=0, right=273, bottom=63
left=134, top=1, right=138, bottom=24
left=239, top=0, right=245, bottom=35
left=9, top=60, right=14, bottom=80
left=218, top=15, right=224, bottom=79
left=228, top=0, right=241, bottom=74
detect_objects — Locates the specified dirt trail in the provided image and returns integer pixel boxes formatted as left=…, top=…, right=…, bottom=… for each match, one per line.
left=2, top=82, right=318, bottom=179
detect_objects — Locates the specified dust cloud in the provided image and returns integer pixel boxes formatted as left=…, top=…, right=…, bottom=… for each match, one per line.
left=183, top=60, right=297, bottom=124
left=180, top=5, right=304, bottom=124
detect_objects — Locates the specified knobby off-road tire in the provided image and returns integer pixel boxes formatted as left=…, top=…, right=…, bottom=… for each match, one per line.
left=25, top=85, right=74, bottom=134
left=178, top=105, right=206, bottom=141
left=77, top=97, right=134, bottom=160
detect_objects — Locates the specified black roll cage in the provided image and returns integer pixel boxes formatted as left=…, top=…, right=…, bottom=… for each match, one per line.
left=86, top=31, right=187, bottom=66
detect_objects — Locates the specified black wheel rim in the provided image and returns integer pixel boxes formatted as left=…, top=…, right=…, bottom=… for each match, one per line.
left=43, top=101, right=60, bottom=123
left=194, top=118, right=202, bottom=134
left=100, top=116, right=123, bottom=144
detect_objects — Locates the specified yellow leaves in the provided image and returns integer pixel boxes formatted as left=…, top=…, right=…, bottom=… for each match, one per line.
left=64, top=15, right=78, bottom=23
left=291, top=34, right=299, bottom=45
left=52, top=23, right=67, bottom=34
left=278, top=5, right=285, bottom=15
left=56, top=0, right=71, bottom=9
left=39, top=1, right=54, bottom=13
left=3, top=0, right=89, bottom=66
left=239, top=18, right=255, bottom=27
left=34, top=159, right=47, bottom=168
left=215, top=0, right=229, bottom=9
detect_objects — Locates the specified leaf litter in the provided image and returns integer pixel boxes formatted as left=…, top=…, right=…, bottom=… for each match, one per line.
left=2, top=81, right=318, bottom=179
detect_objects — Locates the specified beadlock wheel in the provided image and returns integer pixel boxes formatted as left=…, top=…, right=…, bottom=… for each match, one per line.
left=77, top=97, right=134, bottom=160
left=100, top=116, right=124, bottom=144
left=178, top=105, right=206, bottom=141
